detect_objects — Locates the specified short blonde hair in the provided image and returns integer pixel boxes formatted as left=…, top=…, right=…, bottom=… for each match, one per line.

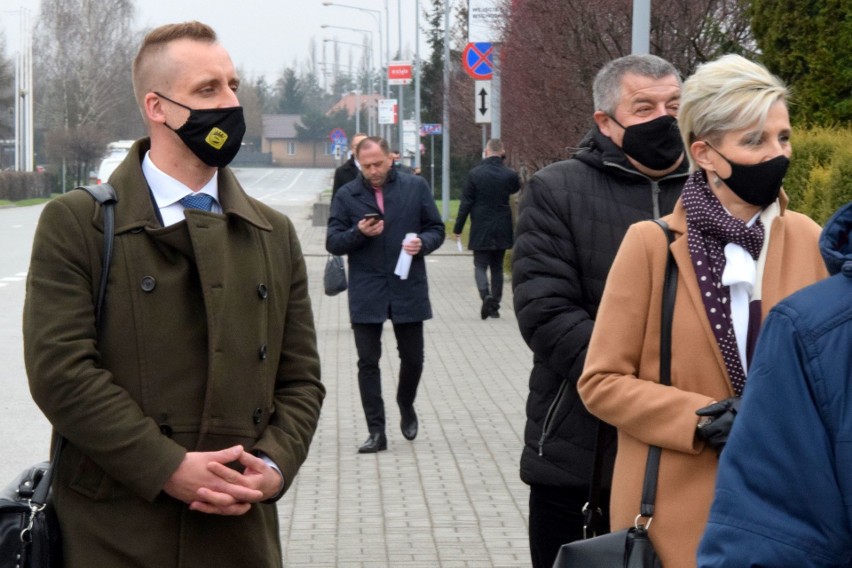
left=678, top=54, right=789, bottom=172
left=131, top=21, right=217, bottom=111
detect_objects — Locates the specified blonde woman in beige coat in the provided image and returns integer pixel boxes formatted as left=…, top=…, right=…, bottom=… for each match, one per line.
left=578, top=54, right=828, bottom=568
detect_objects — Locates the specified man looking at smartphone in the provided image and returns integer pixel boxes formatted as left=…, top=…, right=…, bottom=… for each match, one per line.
left=326, top=136, right=445, bottom=453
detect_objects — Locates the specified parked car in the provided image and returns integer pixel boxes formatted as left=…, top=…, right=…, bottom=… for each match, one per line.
left=96, top=140, right=134, bottom=184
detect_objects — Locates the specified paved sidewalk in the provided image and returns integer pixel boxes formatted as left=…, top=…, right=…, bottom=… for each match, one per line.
left=275, top=199, right=534, bottom=567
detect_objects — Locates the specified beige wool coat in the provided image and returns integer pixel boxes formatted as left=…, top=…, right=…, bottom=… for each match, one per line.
left=578, top=195, right=827, bottom=568
left=23, top=139, right=325, bottom=567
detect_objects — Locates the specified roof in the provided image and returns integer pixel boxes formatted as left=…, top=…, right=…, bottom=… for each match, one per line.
left=262, top=114, right=304, bottom=139
left=326, top=92, right=383, bottom=117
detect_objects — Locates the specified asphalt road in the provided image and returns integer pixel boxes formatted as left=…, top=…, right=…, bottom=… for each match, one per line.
left=0, top=167, right=329, bottom=486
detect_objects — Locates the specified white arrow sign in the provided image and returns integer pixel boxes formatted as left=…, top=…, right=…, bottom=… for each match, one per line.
left=475, top=80, right=492, bottom=124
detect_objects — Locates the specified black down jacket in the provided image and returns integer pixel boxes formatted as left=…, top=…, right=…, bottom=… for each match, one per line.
left=453, top=156, right=521, bottom=250
left=512, top=128, right=688, bottom=489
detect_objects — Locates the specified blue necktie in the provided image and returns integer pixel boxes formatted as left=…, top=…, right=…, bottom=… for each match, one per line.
left=180, top=193, right=215, bottom=212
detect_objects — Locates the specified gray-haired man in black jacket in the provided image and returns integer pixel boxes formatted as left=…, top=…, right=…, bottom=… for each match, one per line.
left=512, top=54, right=689, bottom=568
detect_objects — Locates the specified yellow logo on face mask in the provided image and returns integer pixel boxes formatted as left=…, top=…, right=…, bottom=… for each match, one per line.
left=205, top=128, right=229, bottom=149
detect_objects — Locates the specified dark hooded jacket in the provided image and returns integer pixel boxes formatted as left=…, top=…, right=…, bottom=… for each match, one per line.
left=512, top=127, right=688, bottom=489
left=699, top=202, right=852, bottom=567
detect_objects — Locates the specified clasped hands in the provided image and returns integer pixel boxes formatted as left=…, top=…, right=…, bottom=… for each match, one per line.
left=695, top=396, right=741, bottom=454
left=163, top=445, right=283, bottom=516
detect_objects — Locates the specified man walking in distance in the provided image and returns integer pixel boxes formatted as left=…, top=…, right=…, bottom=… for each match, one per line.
left=23, top=22, right=324, bottom=568
left=327, top=136, right=445, bottom=453
left=512, top=54, right=688, bottom=568
left=331, top=132, right=367, bottom=200
left=453, top=138, right=520, bottom=319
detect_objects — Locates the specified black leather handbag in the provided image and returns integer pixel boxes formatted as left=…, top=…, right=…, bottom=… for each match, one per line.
left=324, top=254, right=348, bottom=296
left=554, top=220, right=677, bottom=568
left=0, top=456, right=62, bottom=568
left=0, top=184, right=117, bottom=568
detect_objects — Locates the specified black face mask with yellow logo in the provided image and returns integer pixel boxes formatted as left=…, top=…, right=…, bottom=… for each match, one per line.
left=156, top=92, right=246, bottom=168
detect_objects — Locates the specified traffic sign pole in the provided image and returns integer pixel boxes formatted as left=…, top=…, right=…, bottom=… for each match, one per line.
left=492, top=45, right=501, bottom=139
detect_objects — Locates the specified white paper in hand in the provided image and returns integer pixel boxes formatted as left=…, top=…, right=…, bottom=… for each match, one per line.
left=394, top=233, right=417, bottom=279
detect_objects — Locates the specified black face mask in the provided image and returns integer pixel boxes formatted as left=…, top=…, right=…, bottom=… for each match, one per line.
left=156, top=92, right=246, bottom=168
left=610, top=114, right=684, bottom=171
left=708, top=144, right=790, bottom=207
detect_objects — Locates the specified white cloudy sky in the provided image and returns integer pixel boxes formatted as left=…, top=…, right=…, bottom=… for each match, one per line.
left=2, top=0, right=434, bottom=82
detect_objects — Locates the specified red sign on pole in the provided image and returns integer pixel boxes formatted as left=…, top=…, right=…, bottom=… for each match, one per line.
left=388, top=61, right=413, bottom=85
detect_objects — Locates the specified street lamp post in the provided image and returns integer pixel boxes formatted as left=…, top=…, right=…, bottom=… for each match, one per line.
left=323, top=37, right=373, bottom=135
left=321, top=1, right=386, bottom=138
left=321, top=25, right=376, bottom=136
left=1, top=8, right=34, bottom=172
left=441, top=0, right=453, bottom=221
left=414, top=0, right=421, bottom=171
left=397, top=0, right=403, bottom=161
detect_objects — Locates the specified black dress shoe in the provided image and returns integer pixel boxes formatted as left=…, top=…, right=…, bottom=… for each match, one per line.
left=481, top=295, right=493, bottom=320
left=358, top=432, right=387, bottom=453
left=488, top=298, right=500, bottom=318
left=400, top=406, right=418, bottom=441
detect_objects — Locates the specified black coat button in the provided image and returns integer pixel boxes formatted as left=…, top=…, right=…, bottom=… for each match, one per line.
left=259, top=344, right=268, bottom=360
left=253, top=407, right=263, bottom=424
left=257, top=284, right=268, bottom=299
left=159, top=424, right=173, bottom=437
left=140, top=276, right=156, bottom=292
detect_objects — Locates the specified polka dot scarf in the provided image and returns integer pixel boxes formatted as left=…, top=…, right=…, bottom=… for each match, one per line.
left=681, top=170, right=764, bottom=394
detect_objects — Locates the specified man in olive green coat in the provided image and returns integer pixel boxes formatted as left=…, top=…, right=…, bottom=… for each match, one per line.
left=22, top=22, right=324, bottom=567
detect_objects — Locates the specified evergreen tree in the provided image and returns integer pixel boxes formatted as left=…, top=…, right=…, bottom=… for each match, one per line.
left=275, top=68, right=305, bottom=114
left=751, top=0, right=851, bottom=125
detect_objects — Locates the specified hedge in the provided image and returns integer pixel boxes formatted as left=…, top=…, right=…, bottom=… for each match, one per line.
left=785, top=127, right=852, bottom=225
left=0, top=172, right=52, bottom=201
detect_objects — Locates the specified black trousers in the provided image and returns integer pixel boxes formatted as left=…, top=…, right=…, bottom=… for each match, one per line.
left=352, top=321, right=424, bottom=434
left=473, top=249, right=506, bottom=304
left=528, top=484, right=610, bottom=568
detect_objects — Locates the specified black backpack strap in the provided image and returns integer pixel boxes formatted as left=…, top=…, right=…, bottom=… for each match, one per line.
left=32, top=184, right=118, bottom=506
left=75, top=183, right=118, bottom=329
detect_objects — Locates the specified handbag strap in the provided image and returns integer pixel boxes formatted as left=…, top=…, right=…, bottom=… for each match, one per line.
left=31, top=184, right=118, bottom=506
left=583, top=219, right=678, bottom=534
left=639, top=219, right=678, bottom=521
left=582, top=421, right=609, bottom=537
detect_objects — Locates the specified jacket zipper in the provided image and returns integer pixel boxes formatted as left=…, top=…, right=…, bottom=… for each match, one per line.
left=602, top=161, right=688, bottom=220
left=538, top=377, right=571, bottom=456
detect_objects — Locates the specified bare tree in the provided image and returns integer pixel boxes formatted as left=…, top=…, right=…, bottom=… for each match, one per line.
left=0, top=29, right=14, bottom=144
left=34, top=0, right=142, bottom=183
left=500, top=0, right=754, bottom=171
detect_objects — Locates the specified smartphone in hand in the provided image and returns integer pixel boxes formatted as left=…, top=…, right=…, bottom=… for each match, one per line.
left=363, top=213, right=383, bottom=223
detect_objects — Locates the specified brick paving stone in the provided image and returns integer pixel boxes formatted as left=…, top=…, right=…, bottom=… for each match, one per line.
left=278, top=194, right=533, bottom=568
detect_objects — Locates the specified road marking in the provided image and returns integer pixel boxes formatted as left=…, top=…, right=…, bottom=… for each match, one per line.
left=258, top=170, right=305, bottom=200
left=1, top=276, right=23, bottom=282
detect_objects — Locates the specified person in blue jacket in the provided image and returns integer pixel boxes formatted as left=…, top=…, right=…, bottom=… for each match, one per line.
left=326, top=136, right=445, bottom=454
left=698, top=200, right=852, bottom=567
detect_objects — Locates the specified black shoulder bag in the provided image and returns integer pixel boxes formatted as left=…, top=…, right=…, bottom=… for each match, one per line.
left=554, top=219, right=677, bottom=568
left=0, top=184, right=117, bottom=568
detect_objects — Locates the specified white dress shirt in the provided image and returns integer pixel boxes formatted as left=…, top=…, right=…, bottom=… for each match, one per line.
left=141, top=152, right=221, bottom=226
